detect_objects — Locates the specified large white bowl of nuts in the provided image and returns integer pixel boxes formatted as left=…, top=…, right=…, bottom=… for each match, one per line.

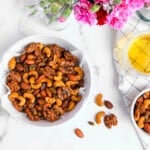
left=131, top=88, right=150, bottom=136
left=0, top=34, right=91, bottom=127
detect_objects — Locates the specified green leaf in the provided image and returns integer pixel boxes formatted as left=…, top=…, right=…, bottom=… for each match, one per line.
left=113, top=0, right=121, bottom=4
left=91, top=4, right=100, bottom=13
left=30, top=10, right=37, bottom=16
left=62, top=8, right=71, bottom=18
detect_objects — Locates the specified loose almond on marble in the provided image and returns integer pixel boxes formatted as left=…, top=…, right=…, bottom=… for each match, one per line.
left=74, top=128, right=84, bottom=138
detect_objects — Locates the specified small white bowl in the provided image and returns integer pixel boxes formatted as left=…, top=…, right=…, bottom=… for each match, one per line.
left=0, top=34, right=91, bottom=127
left=131, top=88, right=150, bottom=136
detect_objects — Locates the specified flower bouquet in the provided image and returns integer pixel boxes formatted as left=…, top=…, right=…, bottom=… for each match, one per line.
left=73, top=0, right=150, bottom=30
left=27, top=0, right=150, bottom=30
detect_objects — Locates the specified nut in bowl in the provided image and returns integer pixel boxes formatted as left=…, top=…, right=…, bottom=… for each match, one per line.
left=131, top=88, right=150, bottom=136
left=0, top=35, right=91, bottom=127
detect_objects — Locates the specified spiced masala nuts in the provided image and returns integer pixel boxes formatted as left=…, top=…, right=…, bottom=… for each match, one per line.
left=6, top=42, right=85, bottom=122
left=133, top=90, right=150, bottom=134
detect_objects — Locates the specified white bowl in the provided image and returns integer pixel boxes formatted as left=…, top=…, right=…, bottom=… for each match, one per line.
left=0, top=34, right=91, bottom=127
left=131, top=88, right=150, bottom=136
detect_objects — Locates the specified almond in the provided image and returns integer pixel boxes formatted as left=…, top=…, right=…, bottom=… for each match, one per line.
left=104, top=100, right=113, bottom=109
left=74, top=128, right=84, bottom=138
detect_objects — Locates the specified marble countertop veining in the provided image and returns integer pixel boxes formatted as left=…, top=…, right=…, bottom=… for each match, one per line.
left=0, top=0, right=144, bottom=150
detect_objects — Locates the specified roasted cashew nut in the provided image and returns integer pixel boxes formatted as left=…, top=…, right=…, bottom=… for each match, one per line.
left=54, top=71, right=62, bottom=81
left=31, top=83, right=42, bottom=89
left=8, top=92, right=19, bottom=101
left=67, top=101, right=75, bottom=111
left=40, top=78, right=52, bottom=87
left=66, top=81, right=79, bottom=95
left=23, top=71, right=38, bottom=84
left=45, top=97, right=56, bottom=104
left=23, top=93, right=35, bottom=103
left=8, top=93, right=26, bottom=106
left=71, top=95, right=82, bottom=102
left=68, top=67, right=84, bottom=81
left=53, top=80, right=65, bottom=87
left=43, top=47, right=51, bottom=57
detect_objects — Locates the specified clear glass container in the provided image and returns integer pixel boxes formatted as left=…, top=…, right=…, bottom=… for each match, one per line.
left=24, top=0, right=74, bottom=30
left=136, top=4, right=150, bottom=22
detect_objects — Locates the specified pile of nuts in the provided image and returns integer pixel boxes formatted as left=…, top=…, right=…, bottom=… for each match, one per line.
left=94, top=93, right=118, bottom=128
left=6, top=43, right=84, bottom=122
left=134, top=91, right=150, bottom=134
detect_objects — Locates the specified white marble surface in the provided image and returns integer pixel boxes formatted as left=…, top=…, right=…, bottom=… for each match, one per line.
left=0, top=0, right=144, bottom=150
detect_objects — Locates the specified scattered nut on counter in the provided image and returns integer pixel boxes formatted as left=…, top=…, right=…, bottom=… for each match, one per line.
left=74, top=128, right=84, bottom=138
left=88, top=121, right=95, bottom=126
left=95, top=93, right=103, bottom=106
left=94, top=93, right=118, bottom=128
left=104, top=100, right=113, bottom=109
left=95, top=111, right=105, bottom=124
left=104, top=114, right=118, bottom=128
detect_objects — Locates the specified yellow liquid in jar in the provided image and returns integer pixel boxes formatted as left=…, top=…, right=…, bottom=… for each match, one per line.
left=128, top=34, right=150, bottom=74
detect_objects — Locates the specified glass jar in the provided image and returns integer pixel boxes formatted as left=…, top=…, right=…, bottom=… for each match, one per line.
left=25, top=0, right=74, bottom=30
left=136, top=4, right=150, bottom=22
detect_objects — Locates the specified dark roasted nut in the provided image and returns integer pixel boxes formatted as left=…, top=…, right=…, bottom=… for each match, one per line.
left=104, top=114, right=118, bottom=128
left=16, top=63, right=24, bottom=71
left=144, top=123, right=150, bottom=133
left=104, top=100, right=113, bottom=109
left=88, top=121, right=95, bottom=126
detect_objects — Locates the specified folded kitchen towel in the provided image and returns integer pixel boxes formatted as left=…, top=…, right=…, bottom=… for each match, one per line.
left=113, top=14, right=150, bottom=150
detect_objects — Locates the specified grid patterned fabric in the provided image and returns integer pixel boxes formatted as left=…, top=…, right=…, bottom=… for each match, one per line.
left=113, top=13, right=150, bottom=150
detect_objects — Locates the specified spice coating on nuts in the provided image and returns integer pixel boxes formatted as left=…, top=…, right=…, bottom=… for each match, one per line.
left=6, top=43, right=84, bottom=122
left=133, top=91, right=150, bottom=134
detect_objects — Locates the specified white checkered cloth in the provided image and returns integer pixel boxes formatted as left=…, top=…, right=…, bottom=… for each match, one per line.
left=113, top=13, right=150, bottom=150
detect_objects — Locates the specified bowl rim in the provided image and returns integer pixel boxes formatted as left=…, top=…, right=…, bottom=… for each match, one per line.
left=130, top=87, right=150, bottom=136
left=0, top=34, right=92, bottom=127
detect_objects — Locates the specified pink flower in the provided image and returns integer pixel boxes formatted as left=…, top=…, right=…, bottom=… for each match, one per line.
left=58, top=16, right=66, bottom=22
left=126, top=0, right=144, bottom=10
left=73, top=4, right=97, bottom=25
left=95, top=0, right=110, bottom=4
left=106, top=0, right=145, bottom=30
left=78, top=0, right=91, bottom=8
left=106, top=5, right=130, bottom=29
